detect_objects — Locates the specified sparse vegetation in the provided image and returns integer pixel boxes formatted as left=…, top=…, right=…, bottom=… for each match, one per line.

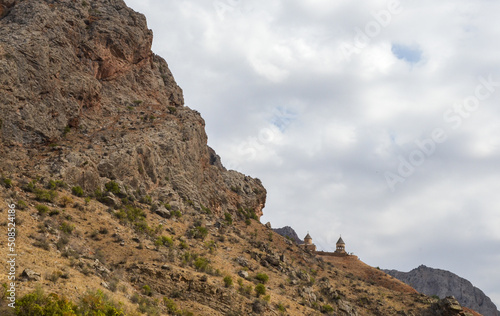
left=194, top=257, right=210, bottom=272
left=321, top=304, right=335, bottom=314
left=189, top=225, right=208, bottom=240
left=23, top=179, right=37, bottom=192
left=59, top=195, right=74, bottom=207
left=60, top=222, right=75, bottom=234
left=230, top=186, right=240, bottom=193
left=14, top=288, right=124, bottom=315
left=142, top=285, right=152, bottom=296
left=255, top=273, right=269, bottom=284
left=35, top=188, right=58, bottom=202
left=48, top=179, right=67, bottom=190
left=224, top=212, right=233, bottom=225
left=140, top=195, right=152, bottom=205
left=105, top=180, right=121, bottom=195
left=17, top=199, right=27, bottom=210
left=1, top=177, right=12, bottom=188
left=163, top=298, right=193, bottom=316
left=71, top=186, right=84, bottom=197
left=200, top=204, right=211, bottom=214
left=223, top=275, right=233, bottom=288
left=155, top=236, right=174, bottom=248
left=255, top=283, right=266, bottom=297
left=36, top=204, right=50, bottom=215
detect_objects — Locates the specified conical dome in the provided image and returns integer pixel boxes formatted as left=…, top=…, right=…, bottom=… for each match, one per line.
left=336, top=236, right=345, bottom=245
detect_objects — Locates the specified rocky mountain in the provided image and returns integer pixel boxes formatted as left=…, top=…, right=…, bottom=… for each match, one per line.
left=0, top=0, right=266, bottom=218
left=272, top=226, right=303, bottom=244
left=385, top=265, right=499, bottom=316
left=0, top=0, right=486, bottom=315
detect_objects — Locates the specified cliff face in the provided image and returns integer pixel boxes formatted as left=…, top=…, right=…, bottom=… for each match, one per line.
left=0, top=0, right=265, bottom=217
left=384, top=265, right=500, bottom=316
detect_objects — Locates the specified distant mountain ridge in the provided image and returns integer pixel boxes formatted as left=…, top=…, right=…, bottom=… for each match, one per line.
left=384, top=265, right=500, bottom=316
left=273, top=226, right=303, bottom=244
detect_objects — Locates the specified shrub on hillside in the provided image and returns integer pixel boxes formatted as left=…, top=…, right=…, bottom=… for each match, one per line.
left=255, top=273, right=269, bottom=284
left=255, top=284, right=266, bottom=297
left=71, top=186, right=84, bottom=197
left=105, top=181, right=121, bottom=195
left=223, top=276, right=233, bottom=288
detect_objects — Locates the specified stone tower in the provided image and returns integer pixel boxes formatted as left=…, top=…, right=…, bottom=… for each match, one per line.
left=302, top=233, right=316, bottom=252
left=304, top=233, right=313, bottom=245
left=335, top=236, right=346, bottom=254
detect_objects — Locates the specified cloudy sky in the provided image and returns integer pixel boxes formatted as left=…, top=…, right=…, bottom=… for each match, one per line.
left=125, top=0, right=500, bottom=307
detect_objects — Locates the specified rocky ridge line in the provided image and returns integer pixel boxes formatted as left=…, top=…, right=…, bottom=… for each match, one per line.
left=384, top=265, right=500, bottom=316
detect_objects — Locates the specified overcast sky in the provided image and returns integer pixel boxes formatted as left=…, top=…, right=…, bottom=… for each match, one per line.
left=125, top=0, right=500, bottom=307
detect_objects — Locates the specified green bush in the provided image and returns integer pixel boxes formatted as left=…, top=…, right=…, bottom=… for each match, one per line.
left=78, top=290, right=124, bottom=315
left=194, top=257, right=210, bottom=272
left=142, top=285, right=152, bottom=296
left=238, top=207, right=258, bottom=221
left=277, top=303, right=286, bottom=313
left=224, top=212, right=233, bottom=225
left=223, top=276, right=233, bottom=288
left=23, top=180, right=37, bottom=192
left=230, top=186, right=240, bottom=193
left=35, top=189, right=57, bottom=202
left=60, top=222, right=75, bottom=234
left=48, top=179, right=66, bottom=190
left=155, top=236, right=174, bottom=248
left=105, top=181, right=121, bottom=195
left=115, top=205, right=146, bottom=223
left=114, top=205, right=154, bottom=234
left=321, top=304, right=335, bottom=314
left=35, top=204, right=50, bottom=215
left=200, top=205, right=211, bottom=214
left=17, top=200, right=28, bottom=210
left=59, top=195, right=74, bottom=207
left=179, top=240, right=188, bottom=250
left=15, top=288, right=77, bottom=315
left=189, top=226, right=208, bottom=240
left=15, top=288, right=125, bottom=316
left=1, top=177, right=12, bottom=188
left=71, top=186, right=84, bottom=197
left=94, top=188, right=104, bottom=200
left=255, top=284, right=266, bottom=297
left=140, top=195, right=152, bottom=205
left=171, top=210, right=182, bottom=218
left=255, top=273, right=269, bottom=284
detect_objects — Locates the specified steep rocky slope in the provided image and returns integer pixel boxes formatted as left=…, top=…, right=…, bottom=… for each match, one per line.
left=0, top=0, right=265, bottom=218
left=0, top=0, right=485, bottom=315
left=385, top=265, right=499, bottom=316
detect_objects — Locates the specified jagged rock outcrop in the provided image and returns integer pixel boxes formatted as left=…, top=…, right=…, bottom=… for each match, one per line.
left=385, top=265, right=500, bottom=316
left=0, top=0, right=265, bottom=217
left=273, top=226, right=302, bottom=244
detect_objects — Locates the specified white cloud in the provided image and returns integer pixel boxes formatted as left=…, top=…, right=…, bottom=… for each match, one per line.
left=125, top=0, right=500, bottom=308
